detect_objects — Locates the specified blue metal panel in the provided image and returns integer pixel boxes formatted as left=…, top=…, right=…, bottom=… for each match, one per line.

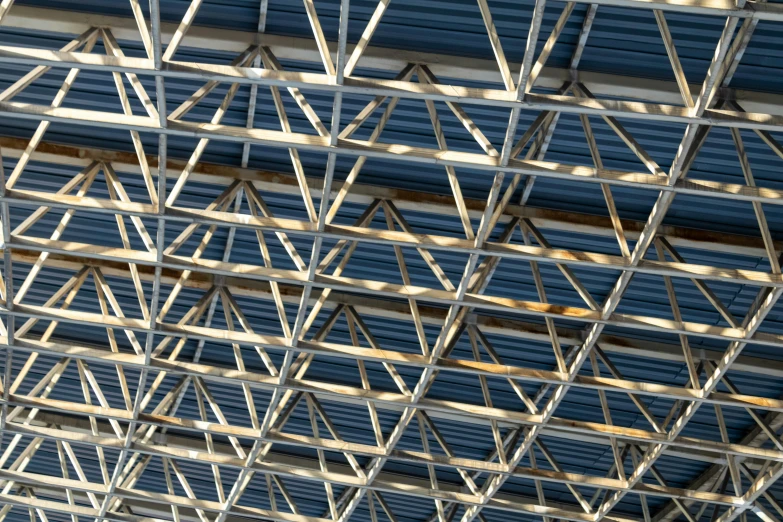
left=2, top=1, right=783, bottom=521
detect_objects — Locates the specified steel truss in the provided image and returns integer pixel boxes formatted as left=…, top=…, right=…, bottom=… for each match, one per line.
left=0, top=1, right=782, bottom=522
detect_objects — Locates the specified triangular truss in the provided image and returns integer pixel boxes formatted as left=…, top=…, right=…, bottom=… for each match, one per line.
left=1, top=1, right=783, bottom=522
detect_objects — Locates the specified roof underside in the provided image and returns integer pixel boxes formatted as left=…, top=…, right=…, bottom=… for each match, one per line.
left=1, top=1, right=783, bottom=522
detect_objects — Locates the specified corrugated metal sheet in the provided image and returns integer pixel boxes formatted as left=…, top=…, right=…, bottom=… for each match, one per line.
left=2, top=0, right=783, bottom=521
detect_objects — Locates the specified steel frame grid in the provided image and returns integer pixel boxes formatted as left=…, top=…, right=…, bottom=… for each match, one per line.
left=0, top=1, right=782, bottom=522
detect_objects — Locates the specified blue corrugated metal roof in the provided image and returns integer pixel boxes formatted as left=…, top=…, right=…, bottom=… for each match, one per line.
left=2, top=0, right=783, bottom=521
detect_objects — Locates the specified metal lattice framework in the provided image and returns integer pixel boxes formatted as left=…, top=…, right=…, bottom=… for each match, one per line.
left=1, top=1, right=783, bottom=522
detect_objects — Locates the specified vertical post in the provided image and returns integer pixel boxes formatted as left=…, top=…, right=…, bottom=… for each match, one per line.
left=0, top=144, right=14, bottom=450
left=145, top=0, right=168, bottom=423
left=241, top=0, right=269, bottom=169
left=289, top=0, right=351, bottom=354
left=215, top=5, right=353, bottom=520
left=95, top=2, right=166, bottom=519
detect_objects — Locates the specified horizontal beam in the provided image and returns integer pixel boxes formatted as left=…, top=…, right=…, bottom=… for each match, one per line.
left=13, top=244, right=783, bottom=378
left=27, top=407, right=747, bottom=474
left=9, top=246, right=783, bottom=380
left=1, top=423, right=746, bottom=514
left=0, top=424, right=634, bottom=522
left=2, top=103, right=783, bottom=223
left=3, top=5, right=783, bottom=114
left=10, top=189, right=777, bottom=259
left=0, top=397, right=776, bottom=521
left=11, top=239, right=783, bottom=348
left=2, top=64, right=783, bottom=135
left=6, top=339, right=783, bottom=464
left=0, top=481, right=623, bottom=522
left=0, top=489, right=333, bottom=522
left=7, top=192, right=783, bottom=289
left=12, top=332, right=783, bottom=417
left=2, top=137, right=777, bottom=259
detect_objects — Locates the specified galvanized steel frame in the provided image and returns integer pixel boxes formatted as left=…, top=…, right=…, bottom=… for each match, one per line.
left=0, top=1, right=782, bottom=522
